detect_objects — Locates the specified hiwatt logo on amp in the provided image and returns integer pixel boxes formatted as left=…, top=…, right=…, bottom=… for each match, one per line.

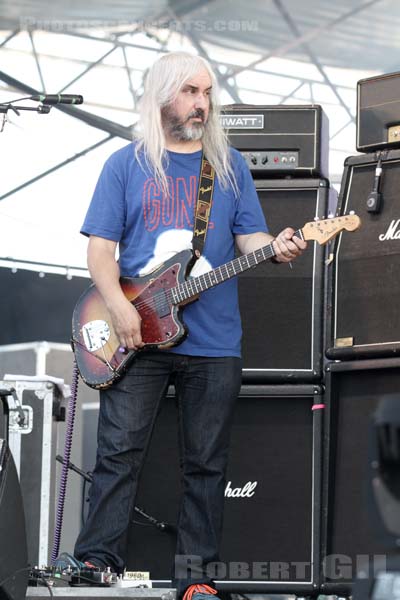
left=219, top=114, right=264, bottom=129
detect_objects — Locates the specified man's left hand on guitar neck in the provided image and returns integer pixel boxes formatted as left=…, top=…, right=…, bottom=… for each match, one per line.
left=236, top=228, right=307, bottom=263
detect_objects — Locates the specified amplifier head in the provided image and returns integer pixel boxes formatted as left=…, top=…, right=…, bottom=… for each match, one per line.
left=221, top=104, right=329, bottom=178
left=357, top=72, right=400, bottom=152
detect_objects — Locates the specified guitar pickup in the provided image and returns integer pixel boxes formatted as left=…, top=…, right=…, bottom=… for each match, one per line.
left=155, top=289, right=170, bottom=318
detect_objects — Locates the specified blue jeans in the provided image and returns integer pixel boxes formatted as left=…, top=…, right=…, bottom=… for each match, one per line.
left=74, top=351, right=242, bottom=595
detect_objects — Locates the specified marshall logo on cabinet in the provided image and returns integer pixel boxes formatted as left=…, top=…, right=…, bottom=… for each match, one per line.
left=224, top=481, right=258, bottom=498
left=326, top=149, right=400, bottom=360
left=220, top=104, right=329, bottom=177
left=379, top=219, right=400, bottom=241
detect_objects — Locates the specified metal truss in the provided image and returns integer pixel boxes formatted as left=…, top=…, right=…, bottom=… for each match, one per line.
left=0, top=0, right=390, bottom=204
left=219, top=0, right=385, bottom=82
left=272, top=0, right=355, bottom=123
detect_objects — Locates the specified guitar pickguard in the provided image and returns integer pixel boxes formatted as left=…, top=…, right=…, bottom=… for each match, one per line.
left=72, top=251, right=193, bottom=389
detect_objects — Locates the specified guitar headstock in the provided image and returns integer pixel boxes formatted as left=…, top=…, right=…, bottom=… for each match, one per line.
left=302, top=213, right=361, bottom=245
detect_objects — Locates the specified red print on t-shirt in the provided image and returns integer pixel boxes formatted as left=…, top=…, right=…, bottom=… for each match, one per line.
left=142, top=175, right=214, bottom=232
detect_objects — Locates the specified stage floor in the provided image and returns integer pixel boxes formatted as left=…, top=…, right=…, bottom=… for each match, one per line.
left=26, top=587, right=176, bottom=600
left=26, top=590, right=299, bottom=600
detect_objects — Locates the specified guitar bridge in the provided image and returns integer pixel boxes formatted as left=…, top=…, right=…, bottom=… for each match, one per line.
left=82, top=320, right=111, bottom=351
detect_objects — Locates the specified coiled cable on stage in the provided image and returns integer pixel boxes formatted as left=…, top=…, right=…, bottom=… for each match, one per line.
left=50, top=360, right=79, bottom=564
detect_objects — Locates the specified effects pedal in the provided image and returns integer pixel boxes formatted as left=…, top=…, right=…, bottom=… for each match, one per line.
left=69, top=567, right=117, bottom=586
left=29, top=565, right=118, bottom=588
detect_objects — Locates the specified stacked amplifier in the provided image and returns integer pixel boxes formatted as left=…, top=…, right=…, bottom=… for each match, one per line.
left=221, top=104, right=332, bottom=383
left=59, top=103, right=333, bottom=597
left=208, top=104, right=330, bottom=595
left=123, top=105, right=332, bottom=595
left=320, top=71, right=400, bottom=598
left=217, top=81, right=400, bottom=597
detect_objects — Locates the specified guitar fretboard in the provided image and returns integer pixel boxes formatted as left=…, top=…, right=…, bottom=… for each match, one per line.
left=171, top=228, right=303, bottom=304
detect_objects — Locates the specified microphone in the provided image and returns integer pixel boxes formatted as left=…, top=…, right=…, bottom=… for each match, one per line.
left=30, top=94, right=84, bottom=105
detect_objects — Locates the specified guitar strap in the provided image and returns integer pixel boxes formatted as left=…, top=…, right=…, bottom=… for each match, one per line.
left=192, top=154, right=216, bottom=259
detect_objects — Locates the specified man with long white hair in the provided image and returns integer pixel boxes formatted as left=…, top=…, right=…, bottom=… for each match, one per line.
left=65, top=51, right=306, bottom=600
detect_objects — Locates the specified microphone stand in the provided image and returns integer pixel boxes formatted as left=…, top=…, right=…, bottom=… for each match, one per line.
left=55, top=455, right=177, bottom=534
left=0, top=100, right=51, bottom=132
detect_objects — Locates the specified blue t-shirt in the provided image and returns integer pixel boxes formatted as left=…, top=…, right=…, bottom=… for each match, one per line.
left=81, top=143, right=268, bottom=357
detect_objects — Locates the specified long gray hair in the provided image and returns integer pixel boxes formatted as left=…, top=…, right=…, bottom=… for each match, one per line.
left=134, top=51, right=237, bottom=195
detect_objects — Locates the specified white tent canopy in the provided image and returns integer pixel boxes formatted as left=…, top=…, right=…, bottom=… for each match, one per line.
left=0, top=0, right=399, bottom=271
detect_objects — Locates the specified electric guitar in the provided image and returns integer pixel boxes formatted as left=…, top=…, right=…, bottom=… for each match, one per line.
left=72, top=214, right=361, bottom=389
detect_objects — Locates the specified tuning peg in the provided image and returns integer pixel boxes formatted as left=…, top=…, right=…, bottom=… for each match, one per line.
left=349, top=210, right=355, bottom=215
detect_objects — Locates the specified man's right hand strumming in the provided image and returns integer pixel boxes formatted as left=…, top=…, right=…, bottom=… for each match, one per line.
left=87, top=235, right=145, bottom=351
left=109, top=299, right=144, bottom=351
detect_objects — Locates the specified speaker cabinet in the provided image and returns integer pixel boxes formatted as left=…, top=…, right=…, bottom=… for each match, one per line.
left=326, top=150, right=400, bottom=360
left=83, top=384, right=323, bottom=594
left=0, top=439, right=28, bottom=600
left=240, top=179, right=329, bottom=382
left=320, top=358, right=400, bottom=596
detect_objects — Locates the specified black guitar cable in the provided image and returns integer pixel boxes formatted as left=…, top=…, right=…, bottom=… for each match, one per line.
left=366, top=150, right=388, bottom=213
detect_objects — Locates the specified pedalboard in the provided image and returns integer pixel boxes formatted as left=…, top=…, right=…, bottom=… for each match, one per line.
left=29, top=566, right=118, bottom=588
left=28, top=566, right=152, bottom=589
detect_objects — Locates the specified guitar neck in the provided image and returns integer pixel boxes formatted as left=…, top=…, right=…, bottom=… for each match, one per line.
left=172, top=228, right=303, bottom=304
